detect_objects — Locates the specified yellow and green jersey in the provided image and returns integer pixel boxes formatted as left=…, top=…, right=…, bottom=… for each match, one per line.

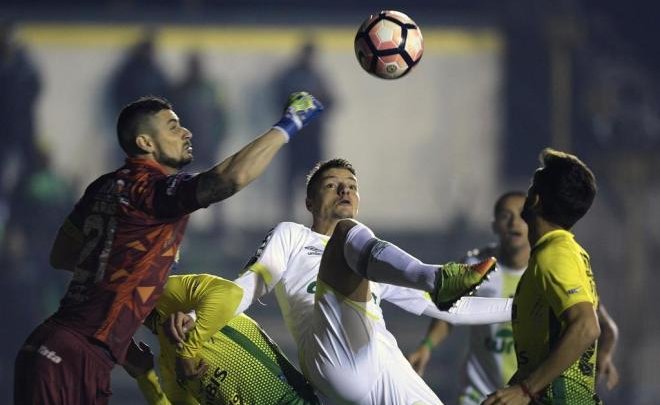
left=138, top=274, right=319, bottom=405
left=512, top=230, right=601, bottom=404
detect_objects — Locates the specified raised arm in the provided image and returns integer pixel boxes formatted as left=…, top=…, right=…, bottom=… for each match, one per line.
left=195, top=92, right=323, bottom=206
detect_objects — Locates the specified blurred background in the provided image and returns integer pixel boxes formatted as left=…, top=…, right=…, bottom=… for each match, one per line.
left=1, top=0, right=659, bottom=403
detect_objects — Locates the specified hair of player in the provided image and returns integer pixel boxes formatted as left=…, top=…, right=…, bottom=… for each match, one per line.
left=493, top=190, right=527, bottom=217
left=116, top=96, right=172, bottom=156
left=305, top=158, right=357, bottom=199
left=533, top=148, right=597, bottom=229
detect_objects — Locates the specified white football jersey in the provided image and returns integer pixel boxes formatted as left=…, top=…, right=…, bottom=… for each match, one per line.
left=236, top=222, right=447, bottom=404
left=241, top=222, right=429, bottom=349
left=460, top=250, right=525, bottom=402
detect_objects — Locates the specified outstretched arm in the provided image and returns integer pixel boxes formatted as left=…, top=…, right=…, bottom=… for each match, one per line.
left=195, top=92, right=323, bottom=206
left=405, top=296, right=510, bottom=376
left=379, top=284, right=512, bottom=325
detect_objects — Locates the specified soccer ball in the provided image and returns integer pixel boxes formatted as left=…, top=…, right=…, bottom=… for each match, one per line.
left=354, top=10, right=424, bottom=80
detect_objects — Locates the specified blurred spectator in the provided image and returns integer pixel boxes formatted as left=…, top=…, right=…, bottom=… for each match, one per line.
left=0, top=144, right=73, bottom=403
left=272, top=40, right=334, bottom=216
left=0, top=21, right=41, bottom=239
left=171, top=51, right=228, bottom=171
left=577, top=14, right=660, bottom=154
left=106, top=28, right=172, bottom=161
left=0, top=24, right=43, bottom=399
left=171, top=51, right=229, bottom=233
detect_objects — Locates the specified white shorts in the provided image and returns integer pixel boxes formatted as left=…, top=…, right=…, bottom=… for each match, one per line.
left=300, top=280, right=442, bottom=405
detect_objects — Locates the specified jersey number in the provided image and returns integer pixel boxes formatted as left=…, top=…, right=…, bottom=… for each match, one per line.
left=76, top=214, right=116, bottom=283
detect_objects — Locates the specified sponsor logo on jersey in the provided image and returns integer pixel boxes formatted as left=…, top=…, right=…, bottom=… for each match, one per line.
left=307, top=281, right=317, bottom=294
left=517, top=350, right=529, bottom=365
left=566, top=287, right=581, bottom=295
left=204, top=367, right=229, bottom=403
left=303, top=245, right=323, bottom=256
left=38, top=345, right=62, bottom=364
left=485, top=328, right=515, bottom=354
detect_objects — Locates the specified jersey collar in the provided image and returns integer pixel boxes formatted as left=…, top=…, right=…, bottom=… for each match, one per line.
left=531, top=229, right=574, bottom=253
left=125, top=157, right=172, bottom=175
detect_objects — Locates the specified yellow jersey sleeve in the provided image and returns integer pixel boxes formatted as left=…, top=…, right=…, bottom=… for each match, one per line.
left=157, top=274, right=244, bottom=359
left=136, top=369, right=172, bottom=405
left=534, top=243, right=596, bottom=317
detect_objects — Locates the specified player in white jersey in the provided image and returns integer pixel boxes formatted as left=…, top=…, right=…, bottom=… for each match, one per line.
left=231, top=158, right=504, bottom=405
left=408, top=191, right=529, bottom=404
left=408, top=191, right=621, bottom=404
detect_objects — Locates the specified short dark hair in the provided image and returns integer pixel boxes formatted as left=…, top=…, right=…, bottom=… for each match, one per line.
left=116, top=96, right=172, bottom=156
left=532, top=148, right=597, bottom=229
left=306, top=158, right=356, bottom=198
left=493, top=190, right=526, bottom=217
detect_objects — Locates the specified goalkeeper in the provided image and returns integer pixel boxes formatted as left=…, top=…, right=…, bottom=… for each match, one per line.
left=123, top=273, right=320, bottom=405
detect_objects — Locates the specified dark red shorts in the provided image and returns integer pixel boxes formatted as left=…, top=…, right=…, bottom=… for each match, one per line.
left=14, top=320, right=115, bottom=405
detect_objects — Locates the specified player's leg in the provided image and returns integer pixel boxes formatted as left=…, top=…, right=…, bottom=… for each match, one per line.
left=308, top=220, right=384, bottom=402
left=304, top=277, right=381, bottom=403
left=14, top=321, right=113, bottom=405
left=317, top=219, right=371, bottom=302
left=305, top=278, right=442, bottom=404
left=326, top=219, right=497, bottom=309
left=369, top=347, right=443, bottom=405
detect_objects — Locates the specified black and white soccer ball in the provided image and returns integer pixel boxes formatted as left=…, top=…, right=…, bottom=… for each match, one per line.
left=354, top=10, right=424, bottom=80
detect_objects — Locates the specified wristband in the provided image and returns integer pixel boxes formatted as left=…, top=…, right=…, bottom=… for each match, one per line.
left=421, top=337, right=434, bottom=351
left=519, top=381, right=537, bottom=400
left=272, top=112, right=303, bottom=142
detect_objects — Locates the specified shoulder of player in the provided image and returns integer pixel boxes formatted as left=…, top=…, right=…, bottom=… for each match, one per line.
left=533, top=239, right=584, bottom=274
left=80, top=171, right=118, bottom=195
left=534, top=236, right=578, bottom=261
left=274, top=221, right=307, bottom=232
left=271, top=221, right=315, bottom=241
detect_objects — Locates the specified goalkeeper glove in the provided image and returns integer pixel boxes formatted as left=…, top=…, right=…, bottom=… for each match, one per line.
left=273, top=91, right=324, bottom=142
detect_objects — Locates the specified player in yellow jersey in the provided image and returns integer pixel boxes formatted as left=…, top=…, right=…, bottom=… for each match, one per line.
left=122, top=274, right=319, bottom=405
left=409, top=192, right=619, bottom=404
left=484, top=149, right=602, bottom=405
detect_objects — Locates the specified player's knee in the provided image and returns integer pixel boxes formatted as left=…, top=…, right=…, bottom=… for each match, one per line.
left=342, top=221, right=378, bottom=277
left=332, top=219, right=360, bottom=241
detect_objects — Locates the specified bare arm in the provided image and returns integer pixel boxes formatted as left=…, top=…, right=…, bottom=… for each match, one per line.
left=407, top=319, right=452, bottom=376
left=195, top=91, right=323, bottom=206
left=484, top=302, right=600, bottom=404
left=596, top=303, right=620, bottom=390
left=524, top=302, right=600, bottom=392
left=195, top=128, right=287, bottom=206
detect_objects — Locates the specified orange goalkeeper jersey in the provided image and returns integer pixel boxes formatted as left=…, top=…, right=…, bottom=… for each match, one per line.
left=52, top=157, right=205, bottom=363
